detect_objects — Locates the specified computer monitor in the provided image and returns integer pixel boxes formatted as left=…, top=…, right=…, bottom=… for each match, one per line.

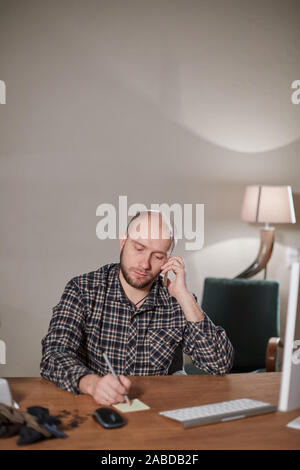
left=278, top=262, right=300, bottom=411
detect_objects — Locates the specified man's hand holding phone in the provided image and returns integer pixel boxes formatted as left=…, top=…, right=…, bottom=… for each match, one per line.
left=160, top=256, right=205, bottom=322
left=160, top=256, right=188, bottom=300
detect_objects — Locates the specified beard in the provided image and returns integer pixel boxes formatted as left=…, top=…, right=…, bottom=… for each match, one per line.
left=119, top=246, right=155, bottom=289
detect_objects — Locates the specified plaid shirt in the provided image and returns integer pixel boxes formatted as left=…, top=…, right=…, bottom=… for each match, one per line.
left=40, top=262, right=234, bottom=394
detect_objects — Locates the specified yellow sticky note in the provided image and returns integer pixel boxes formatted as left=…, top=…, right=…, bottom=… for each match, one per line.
left=113, top=398, right=150, bottom=413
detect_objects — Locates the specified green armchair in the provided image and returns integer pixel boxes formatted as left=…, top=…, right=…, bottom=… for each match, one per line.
left=185, top=277, right=281, bottom=374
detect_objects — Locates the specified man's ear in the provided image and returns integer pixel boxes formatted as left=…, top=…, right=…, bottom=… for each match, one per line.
left=119, top=232, right=127, bottom=251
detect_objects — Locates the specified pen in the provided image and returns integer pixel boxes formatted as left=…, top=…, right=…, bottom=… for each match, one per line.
left=103, top=352, right=131, bottom=406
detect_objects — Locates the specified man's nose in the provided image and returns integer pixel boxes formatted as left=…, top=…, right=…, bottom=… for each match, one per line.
left=141, top=254, right=151, bottom=270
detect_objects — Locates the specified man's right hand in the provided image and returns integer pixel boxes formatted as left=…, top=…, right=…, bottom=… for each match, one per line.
left=78, top=373, right=131, bottom=406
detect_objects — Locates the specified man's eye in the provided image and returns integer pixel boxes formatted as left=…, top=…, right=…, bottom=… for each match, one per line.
left=136, top=247, right=143, bottom=251
left=155, top=256, right=164, bottom=261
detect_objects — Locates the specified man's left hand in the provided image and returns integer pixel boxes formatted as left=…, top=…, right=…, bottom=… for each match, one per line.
left=160, top=256, right=205, bottom=322
left=160, top=256, right=190, bottom=301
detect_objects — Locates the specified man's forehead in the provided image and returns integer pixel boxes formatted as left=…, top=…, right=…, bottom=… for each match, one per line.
left=128, top=213, right=171, bottom=240
left=131, top=238, right=169, bottom=254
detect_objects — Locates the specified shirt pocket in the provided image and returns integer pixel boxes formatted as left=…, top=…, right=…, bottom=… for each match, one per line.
left=148, top=328, right=183, bottom=372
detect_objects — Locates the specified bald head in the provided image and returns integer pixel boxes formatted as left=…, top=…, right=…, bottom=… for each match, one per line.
left=126, top=211, right=175, bottom=254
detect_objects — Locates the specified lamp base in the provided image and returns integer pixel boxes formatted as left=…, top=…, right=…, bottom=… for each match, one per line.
left=235, top=227, right=275, bottom=279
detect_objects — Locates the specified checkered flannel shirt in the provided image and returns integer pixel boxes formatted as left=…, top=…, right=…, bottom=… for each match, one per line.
left=40, top=262, right=234, bottom=394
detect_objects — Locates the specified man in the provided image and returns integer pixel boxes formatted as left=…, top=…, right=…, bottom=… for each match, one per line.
left=40, top=210, right=234, bottom=406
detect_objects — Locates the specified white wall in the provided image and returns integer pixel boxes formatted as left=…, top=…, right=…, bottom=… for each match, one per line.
left=0, top=0, right=299, bottom=376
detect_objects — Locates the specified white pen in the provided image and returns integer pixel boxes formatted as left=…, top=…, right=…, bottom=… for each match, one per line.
left=103, top=352, right=131, bottom=406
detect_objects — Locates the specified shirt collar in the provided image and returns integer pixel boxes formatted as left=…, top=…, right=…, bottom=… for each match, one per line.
left=112, top=262, right=169, bottom=308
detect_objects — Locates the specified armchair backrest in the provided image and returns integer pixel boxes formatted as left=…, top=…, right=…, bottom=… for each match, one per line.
left=201, top=277, right=280, bottom=372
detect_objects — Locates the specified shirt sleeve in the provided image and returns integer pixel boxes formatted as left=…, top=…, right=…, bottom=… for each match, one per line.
left=182, top=294, right=234, bottom=375
left=40, top=278, right=92, bottom=394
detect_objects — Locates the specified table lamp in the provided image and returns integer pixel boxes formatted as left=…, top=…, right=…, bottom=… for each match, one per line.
left=235, top=185, right=296, bottom=279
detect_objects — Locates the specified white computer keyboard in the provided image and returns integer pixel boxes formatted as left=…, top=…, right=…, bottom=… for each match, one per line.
left=159, top=398, right=277, bottom=428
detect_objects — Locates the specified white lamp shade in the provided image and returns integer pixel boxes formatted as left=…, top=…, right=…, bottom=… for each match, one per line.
left=240, top=186, right=260, bottom=222
left=241, top=185, right=296, bottom=224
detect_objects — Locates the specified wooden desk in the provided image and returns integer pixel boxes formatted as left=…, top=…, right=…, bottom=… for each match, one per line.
left=0, top=373, right=299, bottom=450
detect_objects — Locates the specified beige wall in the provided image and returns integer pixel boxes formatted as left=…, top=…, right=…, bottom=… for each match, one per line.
left=0, top=0, right=299, bottom=376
